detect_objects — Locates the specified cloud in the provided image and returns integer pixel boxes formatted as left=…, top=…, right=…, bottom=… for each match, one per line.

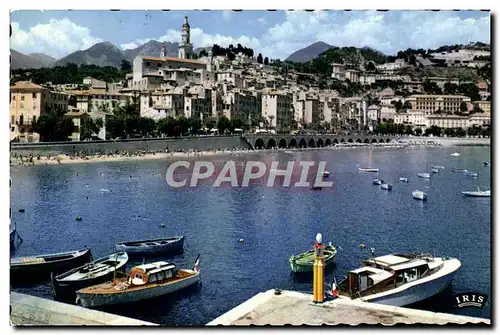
left=10, top=18, right=102, bottom=58
left=12, top=11, right=490, bottom=61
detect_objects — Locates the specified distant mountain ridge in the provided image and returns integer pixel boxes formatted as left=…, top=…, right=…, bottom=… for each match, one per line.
left=10, top=49, right=56, bottom=70
left=285, top=41, right=334, bottom=63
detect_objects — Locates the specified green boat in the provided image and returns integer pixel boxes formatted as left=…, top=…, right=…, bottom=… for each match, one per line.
left=289, top=244, right=337, bottom=273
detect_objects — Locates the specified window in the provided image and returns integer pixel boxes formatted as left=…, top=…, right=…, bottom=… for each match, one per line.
left=12, top=96, right=15, bottom=101
left=21, top=95, right=25, bottom=101
left=32, top=116, right=37, bottom=124
left=11, top=115, right=14, bottom=124
left=157, top=63, right=162, bottom=67
left=20, top=103, right=24, bottom=109
left=19, top=114, right=24, bottom=125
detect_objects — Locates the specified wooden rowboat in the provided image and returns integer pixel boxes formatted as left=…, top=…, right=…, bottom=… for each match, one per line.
left=115, top=236, right=184, bottom=256
left=52, top=251, right=129, bottom=301
left=11, top=248, right=92, bottom=282
left=76, top=256, right=201, bottom=307
left=289, top=244, right=337, bottom=273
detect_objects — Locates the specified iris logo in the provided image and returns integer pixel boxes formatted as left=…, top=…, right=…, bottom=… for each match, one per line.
left=453, top=292, right=488, bottom=308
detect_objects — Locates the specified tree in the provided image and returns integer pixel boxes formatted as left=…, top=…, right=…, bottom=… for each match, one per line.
left=157, top=116, right=178, bottom=137
left=268, top=115, right=275, bottom=128
left=404, top=125, right=413, bottom=135
left=394, top=101, right=403, bottom=112
left=80, top=116, right=103, bottom=140
left=32, top=111, right=74, bottom=142
left=138, top=117, right=156, bottom=137
left=264, top=57, right=269, bottom=65
left=460, top=102, right=468, bottom=114
left=455, top=127, right=466, bottom=137
left=189, top=117, right=203, bottom=135
left=414, top=127, right=423, bottom=136
left=217, top=116, right=230, bottom=134
left=365, top=61, right=376, bottom=72
left=444, top=128, right=456, bottom=137
left=257, top=53, right=263, bottom=64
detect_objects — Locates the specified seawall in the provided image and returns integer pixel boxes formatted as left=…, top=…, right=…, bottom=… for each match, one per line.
left=10, top=135, right=251, bottom=157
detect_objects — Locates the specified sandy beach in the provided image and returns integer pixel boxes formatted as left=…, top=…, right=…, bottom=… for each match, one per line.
left=10, top=137, right=489, bottom=167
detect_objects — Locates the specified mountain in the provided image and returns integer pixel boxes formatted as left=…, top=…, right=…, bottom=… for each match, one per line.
left=28, top=53, right=56, bottom=67
left=10, top=49, right=51, bottom=70
left=285, top=41, right=334, bottom=63
left=52, top=42, right=126, bottom=68
left=123, top=40, right=179, bottom=60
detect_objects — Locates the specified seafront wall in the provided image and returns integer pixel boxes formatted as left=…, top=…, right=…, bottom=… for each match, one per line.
left=10, top=135, right=251, bottom=157
left=399, top=136, right=490, bottom=146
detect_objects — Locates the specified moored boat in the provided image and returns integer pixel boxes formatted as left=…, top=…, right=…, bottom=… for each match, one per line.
left=399, top=177, right=408, bottom=183
left=412, top=190, right=427, bottom=201
left=432, top=168, right=439, bottom=174
left=10, top=226, right=16, bottom=248
left=323, top=171, right=330, bottom=177
left=452, top=168, right=468, bottom=173
left=483, top=161, right=490, bottom=166
left=52, top=252, right=129, bottom=301
left=465, top=171, right=478, bottom=178
left=373, top=179, right=384, bottom=186
left=76, top=257, right=201, bottom=307
left=359, top=167, right=379, bottom=172
left=380, top=183, right=392, bottom=191
left=11, top=248, right=93, bottom=281
left=431, top=165, right=444, bottom=170
left=115, top=236, right=184, bottom=256
left=417, top=172, right=430, bottom=179
left=462, top=188, right=490, bottom=197
left=336, top=253, right=461, bottom=306
left=289, top=244, right=337, bottom=273
left=451, top=152, right=460, bottom=157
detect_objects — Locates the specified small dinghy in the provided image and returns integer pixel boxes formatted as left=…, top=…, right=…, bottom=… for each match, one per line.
left=399, top=177, right=408, bottom=183
left=431, top=165, right=444, bottom=170
left=432, top=168, right=439, bottom=174
left=323, top=171, right=330, bottom=177
left=412, top=190, right=427, bottom=201
left=483, top=161, right=490, bottom=166
left=11, top=248, right=92, bottom=281
left=359, top=167, right=379, bottom=172
left=115, top=236, right=184, bottom=256
left=465, top=171, right=478, bottom=178
left=289, top=243, right=337, bottom=273
left=52, top=252, right=129, bottom=301
left=451, top=152, right=460, bottom=157
left=76, top=257, right=201, bottom=308
left=452, top=168, right=468, bottom=173
left=417, top=172, right=430, bottom=179
left=380, top=183, right=392, bottom=191
left=462, top=187, right=490, bottom=197
left=311, top=186, right=322, bottom=190
left=373, top=179, right=384, bottom=186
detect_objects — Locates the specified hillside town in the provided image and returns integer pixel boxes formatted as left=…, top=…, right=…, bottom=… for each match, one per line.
left=10, top=16, right=491, bottom=143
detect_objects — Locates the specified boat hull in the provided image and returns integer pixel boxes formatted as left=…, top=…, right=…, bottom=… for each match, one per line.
left=462, top=192, right=490, bottom=197
left=356, top=260, right=459, bottom=307
left=10, top=229, right=15, bottom=248
left=76, top=271, right=200, bottom=307
left=290, top=247, right=337, bottom=273
left=115, top=237, right=184, bottom=256
left=11, top=249, right=93, bottom=282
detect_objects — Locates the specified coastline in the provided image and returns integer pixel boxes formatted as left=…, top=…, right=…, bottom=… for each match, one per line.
left=10, top=137, right=489, bottom=167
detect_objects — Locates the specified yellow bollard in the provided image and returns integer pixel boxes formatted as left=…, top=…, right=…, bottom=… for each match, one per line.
left=313, top=233, right=325, bottom=303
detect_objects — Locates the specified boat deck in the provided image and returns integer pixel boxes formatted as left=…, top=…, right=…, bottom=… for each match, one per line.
left=207, top=290, right=490, bottom=326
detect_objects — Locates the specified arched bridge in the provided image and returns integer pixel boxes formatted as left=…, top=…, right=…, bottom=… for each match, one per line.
left=243, top=134, right=397, bottom=149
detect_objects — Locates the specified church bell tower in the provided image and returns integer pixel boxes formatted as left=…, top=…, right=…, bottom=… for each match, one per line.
left=178, top=16, right=193, bottom=59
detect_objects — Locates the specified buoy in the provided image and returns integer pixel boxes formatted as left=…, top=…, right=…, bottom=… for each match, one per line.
left=159, top=224, right=165, bottom=228
left=18, top=209, right=25, bottom=213
left=76, top=216, right=82, bottom=221
left=129, top=175, right=132, bottom=178
left=238, top=238, right=244, bottom=243
left=85, top=196, right=88, bottom=200
left=137, top=215, right=141, bottom=218
left=360, top=243, right=366, bottom=249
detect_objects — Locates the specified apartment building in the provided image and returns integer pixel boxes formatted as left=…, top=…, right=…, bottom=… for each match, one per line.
left=262, top=91, right=293, bottom=131
left=10, top=81, right=70, bottom=142
left=71, top=90, right=130, bottom=114
left=394, top=110, right=431, bottom=128
left=140, top=88, right=186, bottom=119
left=406, top=94, right=471, bottom=113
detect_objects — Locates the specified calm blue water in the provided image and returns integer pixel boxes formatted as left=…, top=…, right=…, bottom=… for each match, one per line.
left=10, top=146, right=491, bottom=324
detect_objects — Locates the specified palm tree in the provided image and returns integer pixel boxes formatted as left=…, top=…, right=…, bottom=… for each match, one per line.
left=268, top=115, right=275, bottom=129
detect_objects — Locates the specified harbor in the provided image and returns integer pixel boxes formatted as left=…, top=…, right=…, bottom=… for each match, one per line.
left=10, top=145, right=491, bottom=325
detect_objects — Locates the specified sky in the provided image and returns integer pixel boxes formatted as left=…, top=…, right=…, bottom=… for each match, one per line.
left=10, top=10, right=491, bottom=60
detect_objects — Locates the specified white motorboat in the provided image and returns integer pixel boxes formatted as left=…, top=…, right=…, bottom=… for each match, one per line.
left=359, top=167, right=379, bottom=172
left=337, top=253, right=461, bottom=307
left=380, top=183, right=392, bottom=191
left=465, top=171, right=478, bottom=178
left=373, top=179, right=384, bottom=186
left=462, top=188, right=490, bottom=197
left=432, top=168, right=439, bottom=174
left=412, top=190, right=427, bottom=200
left=431, top=165, right=445, bottom=170
left=417, top=172, right=430, bottom=179
left=452, top=168, right=468, bottom=173
left=399, top=177, right=408, bottom=183
left=483, top=161, right=490, bottom=167
left=451, top=152, right=460, bottom=157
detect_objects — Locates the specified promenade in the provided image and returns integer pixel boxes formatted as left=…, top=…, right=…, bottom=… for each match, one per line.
left=208, top=290, right=490, bottom=326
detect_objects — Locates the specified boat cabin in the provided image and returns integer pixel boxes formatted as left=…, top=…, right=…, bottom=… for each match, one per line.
left=129, top=261, right=177, bottom=286
left=339, top=254, right=441, bottom=298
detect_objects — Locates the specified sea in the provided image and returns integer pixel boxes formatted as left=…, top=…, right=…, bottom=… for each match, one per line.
left=10, top=145, right=491, bottom=325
